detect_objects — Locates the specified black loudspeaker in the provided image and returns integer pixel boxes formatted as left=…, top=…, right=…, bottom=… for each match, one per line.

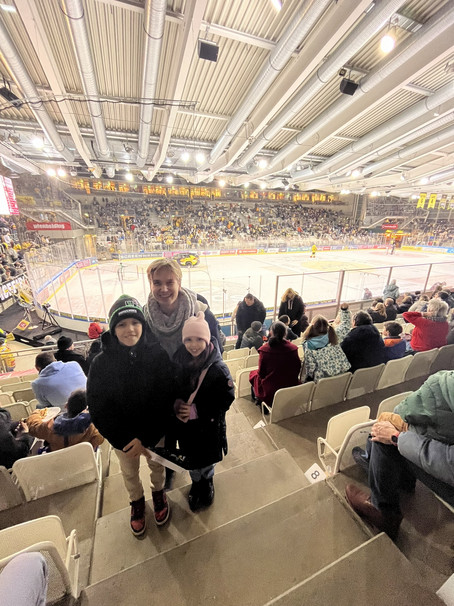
left=198, top=40, right=219, bottom=62
left=340, top=78, right=359, bottom=96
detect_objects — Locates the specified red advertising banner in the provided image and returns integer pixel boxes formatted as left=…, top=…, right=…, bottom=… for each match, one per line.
left=382, top=223, right=398, bottom=230
left=26, top=221, right=72, bottom=231
left=237, top=249, right=258, bottom=255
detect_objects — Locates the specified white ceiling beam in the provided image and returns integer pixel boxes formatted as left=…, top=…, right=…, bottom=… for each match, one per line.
left=14, top=0, right=94, bottom=168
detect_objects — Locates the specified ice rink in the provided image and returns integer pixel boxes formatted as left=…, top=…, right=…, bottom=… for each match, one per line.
left=47, top=247, right=454, bottom=320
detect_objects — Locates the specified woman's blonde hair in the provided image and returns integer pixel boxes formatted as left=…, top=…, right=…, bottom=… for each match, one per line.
left=146, top=258, right=182, bottom=284
left=374, top=302, right=387, bottom=318
left=303, top=314, right=338, bottom=345
left=281, top=288, right=298, bottom=303
left=427, top=298, right=449, bottom=318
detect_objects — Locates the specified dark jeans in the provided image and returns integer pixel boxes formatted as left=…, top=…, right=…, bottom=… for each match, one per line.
left=368, top=441, right=454, bottom=515
left=235, top=331, right=244, bottom=349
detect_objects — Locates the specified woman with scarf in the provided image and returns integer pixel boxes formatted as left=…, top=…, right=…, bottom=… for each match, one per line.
left=143, top=258, right=222, bottom=358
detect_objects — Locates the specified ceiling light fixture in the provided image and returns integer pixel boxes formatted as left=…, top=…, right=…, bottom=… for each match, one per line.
left=70, top=168, right=78, bottom=177
left=125, top=172, right=134, bottom=182
left=47, top=168, right=56, bottom=177
left=258, top=158, right=268, bottom=169
left=420, top=177, right=429, bottom=185
left=218, top=179, right=226, bottom=188
left=243, top=182, right=250, bottom=188
left=165, top=174, right=174, bottom=184
left=32, top=135, right=44, bottom=149
left=195, top=152, right=205, bottom=164
left=0, top=4, right=16, bottom=12
left=260, top=182, right=267, bottom=190
left=181, top=151, right=190, bottom=163
left=351, top=169, right=362, bottom=179
left=271, top=0, right=282, bottom=10
left=57, top=168, right=66, bottom=177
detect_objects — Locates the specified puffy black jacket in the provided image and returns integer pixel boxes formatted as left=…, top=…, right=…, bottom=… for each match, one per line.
left=341, top=324, right=386, bottom=373
left=87, top=328, right=176, bottom=451
left=235, top=298, right=266, bottom=333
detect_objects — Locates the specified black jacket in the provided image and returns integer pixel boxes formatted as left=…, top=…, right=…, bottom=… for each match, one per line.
left=235, top=298, right=266, bottom=333
left=341, top=324, right=386, bottom=373
left=87, top=329, right=176, bottom=451
left=0, top=408, right=33, bottom=469
left=55, top=349, right=89, bottom=376
left=278, top=295, right=308, bottom=334
left=172, top=339, right=234, bottom=469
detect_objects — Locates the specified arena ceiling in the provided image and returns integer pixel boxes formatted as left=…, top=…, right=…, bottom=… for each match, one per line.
left=0, top=0, right=454, bottom=198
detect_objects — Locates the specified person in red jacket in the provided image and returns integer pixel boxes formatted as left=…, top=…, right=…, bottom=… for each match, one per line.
left=249, top=321, right=301, bottom=409
left=403, top=298, right=449, bottom=352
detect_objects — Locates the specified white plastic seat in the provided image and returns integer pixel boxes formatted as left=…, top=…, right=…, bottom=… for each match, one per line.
left=431, top=344, right=454, bottom=373
left=21, top=373, right=39, bottom=381
left=310, top=372, right=352, bottom=411
left=12, top=387, right=35, bottom=403
left=334, top=420, right=376, bottom=475
left=234, top=366, right=257, bottom=399
left=28, top=398, right=39, bottom=412
left=0, top=377, right=22, bottom=389
left=263, top=382, right=315, bottom=424
left=346, top=364, right=384, bottom=400
left=317, top=406, right=371, bottom=474
left=402, top=322, right=415, bottom=335
left=0, top=466, right=24, bottom=511
left=1, top=381, right=24, bottom=393
left=376, top=391, right=413, bottom=417
left=225, top=357, right=247, bottom=380
left=3, top=401, right=30, bottom=422
left=12, top=442, right=100, bottom=501
left=0, top=515, right=80, bottom=600
left=226, top=348, right=250, bottom=360
left=405, top=348, right=438, bottom=381
left=0, top=392, right=14, bottom=406
left=245, top=353, right=259, bottom=368
left=376, top=356, right=412, bottom=390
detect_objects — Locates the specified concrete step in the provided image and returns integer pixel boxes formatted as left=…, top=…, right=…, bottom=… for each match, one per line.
left=264, top=533, right=444, bottom=606
left=103, top=419, right=276, bottom=516
left=83, top=481, right=370, bottom=605
left=90, top=449, right=309, bottom=583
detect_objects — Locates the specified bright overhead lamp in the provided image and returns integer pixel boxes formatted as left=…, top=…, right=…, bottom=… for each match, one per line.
left=70, top=168, right=78, bottom=177
left=32, top=136, right=44, bottom=149
left=125, top=172, right=134, bottom=182
left=380, top=33, right=395, bottom=53
left=260, top=182, right=267, bottom=190
left=0, top=4, right=16, bottom=12
left=57, top=168, right=66, bottom=177
left=271, top=0, right=282, bottom=10
left=195, top=152, right=205, bottom=164
left=181, top=151, right=190, bottom=163
left=420, top=177, right=429, bottom=185
left=165, top=174, right=174, bottom=184
left=218, top=179, right=226, bottom=188
left=257, top=158, right=268, bottom=170
left=243, top=182, right=249, bottom=188
left=411, top=194, right=418, bottom=199
left=340, top=189, right=350, bottom=195
left=351, top=169, right=362, bottom=179
left=47, top=168, right=56, bottom=177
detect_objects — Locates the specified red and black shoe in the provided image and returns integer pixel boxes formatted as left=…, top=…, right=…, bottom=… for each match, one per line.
left=152, top=490, right=170, bottom=526
left=130, top=496, right=146, bottom=537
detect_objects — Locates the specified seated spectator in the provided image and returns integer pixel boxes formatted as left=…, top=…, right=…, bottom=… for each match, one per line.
left=55, top=336, right=89, bottom=375
left=403, top=299, right=449, bottom=352
left=383, top=279, right=399, bottom=302
left=88, top=322, right=104, bottom=339
left=301, top=315, right=350, bottom=383
left=31, top=352, right=87, bottom=409
left=396, top=295, right=413, bottom=314
left=436, top=290, right=454, bottom=309
left=333, top=303, right=352, bottom=343
left=0, top=553, right=48, bottom=606
left=249, top=321, right=300, bottom=408
left=346, top=371, right=454, bottom=540
left=26, top=389, right=103, bottom=452
left=341, top=311, right=386, bottom=373
left=408, top=294, right=429, bottom=312
left=382, top=322, right=406, bottom=361
left=367, top=302, right=387, bottom=324
left=240, top=320, right=264, bottom=350
left=278, top=315, right=298, bottom=341
left=362, top=288, right=373, bottom=300
left=42, top=334, right=56, bottom=346
left=86, top=339, right=102, bottom=368
left=0, top=408, right=33, bottom=468
left=384, top=298, right=397, bottom=320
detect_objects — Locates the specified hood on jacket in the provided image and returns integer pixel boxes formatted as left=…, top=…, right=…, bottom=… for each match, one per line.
left=53, top=411, right=92, bottom=436
left=305, top=334, right=329, bottom=350
left=39, top=360, right=67, bottom=377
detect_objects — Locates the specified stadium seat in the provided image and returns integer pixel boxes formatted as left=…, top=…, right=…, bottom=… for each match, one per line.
left=0, top=466, right=24, bottom=510
left=0, top=515, right=80, bottom=600
left=234, top=367, right=257, bottom=399
left=225, top=357, right=247, bottom=380
left=376, top=391, right=413, bottom=417
left=430, top=344, right=454, bottom=373
left=263, top=382, right=315, bottom=424
left=12, top=388, right=35, bottom=403
left=28, top=398, right=39, bottom=412
left=333, top=420, right=376, bottom=475
left=346, top=364, right=385, bottom=400
left=0, top=381, right=24, bottom=394
left=226, top=348, right=250, bottom=360
left=375, top=355, right=412, bottom=390
left=310, top=372, right=352, bottom=411
left=405, top=348, right=438, bottom=381
left=317, top=406, right=371, bottom=474
left=12, top=442, right=101, bottom=501
left=0, top=393, right=14, bottom=406
left=2, top=401, right=30, bottom=422
left=244, top=353, right=259, bottom=368
left=21, top=373, right=38, bottom=381
left=0, top=377, right=21, bottom=389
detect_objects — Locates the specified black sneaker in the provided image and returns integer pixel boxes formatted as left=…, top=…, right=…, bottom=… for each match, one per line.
left=352, top=447, right=369, bottom=472
left=199, top=477, right=215, bottom=508
left=130, top=496, right=146, bottom=537
left=188, top=481, right=202, bottom=512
